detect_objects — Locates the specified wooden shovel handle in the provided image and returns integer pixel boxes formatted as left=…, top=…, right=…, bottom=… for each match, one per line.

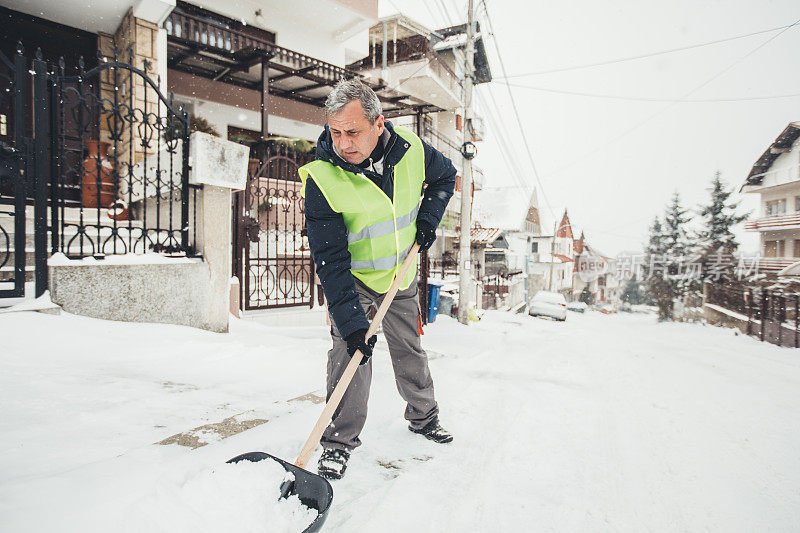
left=294, top=243, right=422, bottom=468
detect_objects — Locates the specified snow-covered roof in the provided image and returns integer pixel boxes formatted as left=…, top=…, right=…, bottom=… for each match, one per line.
left=475, top=189, right=530, bottom=231
left=470, top=226, right=504, bottom=244
left=743, top=121, right=800, bottom=189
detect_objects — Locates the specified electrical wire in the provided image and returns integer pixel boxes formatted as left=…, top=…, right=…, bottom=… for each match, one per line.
left=481, top=1, right=556, bottom=219
left=543, top=17, right=800, bottom=179
left=503, top=83, right=800, bottom=103
left=498, top=22, right=800, bottom=79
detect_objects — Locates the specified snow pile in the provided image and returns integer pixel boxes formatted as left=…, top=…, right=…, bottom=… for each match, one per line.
left=48, top=252, right=201, bottom=266
left=127, top=459, right=317, bottom=533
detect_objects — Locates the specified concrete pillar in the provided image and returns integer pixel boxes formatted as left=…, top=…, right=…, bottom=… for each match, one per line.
left=199, top=185, right=231, bottom=332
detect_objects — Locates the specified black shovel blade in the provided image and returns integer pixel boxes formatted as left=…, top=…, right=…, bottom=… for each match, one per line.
left=227, top=452, right=333, bottom=533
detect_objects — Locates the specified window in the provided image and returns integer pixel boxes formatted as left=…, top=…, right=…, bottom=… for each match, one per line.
left=795, top=197, right=800, bottom=212
left=766, top=199, right=787, bottom=216
left=0, top=114, right=6, bottom=136
left=765, top=240, right=785, bottom=257
left=531, top=242, right=538, bottom=253
left=794, top=240, right=800, bottom=258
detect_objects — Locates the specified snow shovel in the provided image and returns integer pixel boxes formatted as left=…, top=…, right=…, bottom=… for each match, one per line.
left=228, top=243, right=422, bottom=532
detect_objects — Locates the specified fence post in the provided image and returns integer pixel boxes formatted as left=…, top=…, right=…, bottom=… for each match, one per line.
left=761, top=288, right=766, bottom=341
left=180, top=109, right=191, bottom=255
left=795, top=293, right=799, bottom=348
left=777, top=293, right=783, bottom=346
left=746, top=289, right=752, bottom=336
left=32, top=51, right=50, bottom=298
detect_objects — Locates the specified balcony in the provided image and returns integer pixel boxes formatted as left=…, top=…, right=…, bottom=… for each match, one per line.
left=164, top=8, right=436, bottom=117
left=758, top=257, right=798, bottom=272
left=744, top=213, right=800, bottom=231
left=347, top=16, right=462, bottom=110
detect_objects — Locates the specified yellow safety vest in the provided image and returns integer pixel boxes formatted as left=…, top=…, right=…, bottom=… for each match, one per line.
left=299, top=126, right=425, bottom=293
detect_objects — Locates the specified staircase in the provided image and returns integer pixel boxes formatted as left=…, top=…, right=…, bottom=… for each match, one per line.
left=0, top=204, right=144, bottom=285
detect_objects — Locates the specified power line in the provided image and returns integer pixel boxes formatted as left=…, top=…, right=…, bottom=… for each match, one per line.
left=498, top=22, right=799, bottom=79
left=481, top=1, right=555, bottom=219
left=475, top=89, right=532, bottom=194
left=543, top=17, right=800, bottom=179
left=503, top=82, right=800, bottom=103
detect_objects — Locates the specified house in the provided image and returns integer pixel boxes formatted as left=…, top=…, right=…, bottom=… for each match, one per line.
left=475, top=188, right=542, bottom=308
left=740, top=121, right=800, bottom=274
left=572, top=232, right=619, bottom=303
left=527, top=209, right=575, bottom=297
left=0, top=1, right=462, bottom=329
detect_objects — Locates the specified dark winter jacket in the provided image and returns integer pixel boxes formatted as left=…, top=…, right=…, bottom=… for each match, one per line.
left=305, top=121, right=457, bottom=339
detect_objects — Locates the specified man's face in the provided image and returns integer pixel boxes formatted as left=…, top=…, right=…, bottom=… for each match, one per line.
left=328, top=100, right=384, bottom=165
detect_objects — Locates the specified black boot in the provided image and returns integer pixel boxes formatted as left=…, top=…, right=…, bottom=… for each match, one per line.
left=318, top=448, right=350, bottom=480
left=409, top=418, right=453, bottom=444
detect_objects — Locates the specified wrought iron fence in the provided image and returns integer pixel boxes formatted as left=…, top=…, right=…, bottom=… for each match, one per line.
left=0, top=47, right=28, bottom=298
left=482, top=270, right=524, bottom=310
left=706, top=283, right=800, bottom=348
left=237, top=142, right=314, bottom=310
left=51, top=47, right=198, bottom=258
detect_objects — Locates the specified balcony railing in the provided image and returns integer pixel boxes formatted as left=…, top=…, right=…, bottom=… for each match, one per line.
left=758, top=257, right=798, bottom=271
left=745, top=213, right=800, bottom=231
left=165, top=10, right=359, bottom=85
left=422, top=122, right=460, bottom=163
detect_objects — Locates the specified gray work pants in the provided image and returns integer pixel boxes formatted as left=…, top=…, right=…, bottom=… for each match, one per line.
left=321, top=277, right=439, bottom=452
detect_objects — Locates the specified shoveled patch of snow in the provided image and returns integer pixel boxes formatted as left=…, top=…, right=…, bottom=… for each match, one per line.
left=123, top=458, right=317, bottom=532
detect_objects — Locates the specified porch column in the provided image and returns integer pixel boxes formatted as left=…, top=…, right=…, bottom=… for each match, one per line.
left=261, top=54, right=270, bottom=140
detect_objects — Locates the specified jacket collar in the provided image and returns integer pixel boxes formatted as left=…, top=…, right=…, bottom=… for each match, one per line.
left=315, top=121, right=409, bottom=176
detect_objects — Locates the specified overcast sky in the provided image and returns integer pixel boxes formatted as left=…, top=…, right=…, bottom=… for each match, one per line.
left=379, top=0, right=800, bottom=255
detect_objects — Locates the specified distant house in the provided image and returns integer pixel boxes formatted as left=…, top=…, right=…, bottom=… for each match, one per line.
left=475, top=188, right=541, bottom=308
left=740, top=122, right=800, bottom=274
left=527, top=209, right=575, bottom=297
left=573, top=232, right=619, bottom=303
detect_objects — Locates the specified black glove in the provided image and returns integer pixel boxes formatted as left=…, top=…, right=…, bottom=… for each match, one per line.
left=415, top=220, right=437, bottom=251
left=344, top=328, right=377, bottom=365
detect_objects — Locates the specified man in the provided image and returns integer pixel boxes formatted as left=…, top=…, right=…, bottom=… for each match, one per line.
left=298, top=78, right=457, bottom=480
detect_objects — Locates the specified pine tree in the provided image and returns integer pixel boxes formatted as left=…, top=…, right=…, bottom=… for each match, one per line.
left=697, top=171, right=749, bottom=252
left=696, top=172, right=749, bottom=283
left=662, top=192, right=692, bottom=260
left=644, top=216, right=673, bottom=320
left=621, top=276, right=644, bottom=305
left=662, top=192, right=699, bottom=296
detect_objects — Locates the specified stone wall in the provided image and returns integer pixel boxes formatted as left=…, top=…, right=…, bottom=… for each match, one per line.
left=98, top=9, right=164, bottom=169
left=49, top=260, right=221, bottom=331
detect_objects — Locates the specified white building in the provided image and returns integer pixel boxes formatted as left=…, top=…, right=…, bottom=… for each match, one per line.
left=528, top=209, right=575, bottom=297
left=475, top=188, right=542, bottom=308
left=740, top=121, right=800, bottom=274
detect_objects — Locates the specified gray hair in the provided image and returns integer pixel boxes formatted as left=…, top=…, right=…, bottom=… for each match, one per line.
left=325, top=78, right=383, bottom=123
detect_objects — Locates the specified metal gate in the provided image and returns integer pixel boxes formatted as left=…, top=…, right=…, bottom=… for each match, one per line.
left=0, top=46, right=47, bottom=299
left=0, top=44, right=196, bottom=304
left=235, top=142, right=315, bottom=310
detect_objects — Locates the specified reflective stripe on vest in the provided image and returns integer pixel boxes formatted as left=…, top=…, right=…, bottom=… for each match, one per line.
left=347, top=203, right=420, bottom=244
left=350, top=241, right=415, bottom=271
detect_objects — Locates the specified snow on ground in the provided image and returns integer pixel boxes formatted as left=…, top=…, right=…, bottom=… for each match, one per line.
left=1, top=308, right=800, bottom=532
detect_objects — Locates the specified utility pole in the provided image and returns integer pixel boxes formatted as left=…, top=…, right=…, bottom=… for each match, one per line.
left=549, top=220, right=556, bottom=292
left=457, top=0, right=476, bottom=325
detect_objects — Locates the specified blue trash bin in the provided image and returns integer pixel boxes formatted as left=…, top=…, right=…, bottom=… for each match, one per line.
left=427, top=282, right=443, bottom=323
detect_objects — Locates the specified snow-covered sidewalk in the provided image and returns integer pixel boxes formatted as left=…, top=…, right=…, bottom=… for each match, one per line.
left=1, top=308, right=799, bottom=531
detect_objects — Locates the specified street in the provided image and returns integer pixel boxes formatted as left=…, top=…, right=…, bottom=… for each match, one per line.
left=1, top=308, right=799, bottom=531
